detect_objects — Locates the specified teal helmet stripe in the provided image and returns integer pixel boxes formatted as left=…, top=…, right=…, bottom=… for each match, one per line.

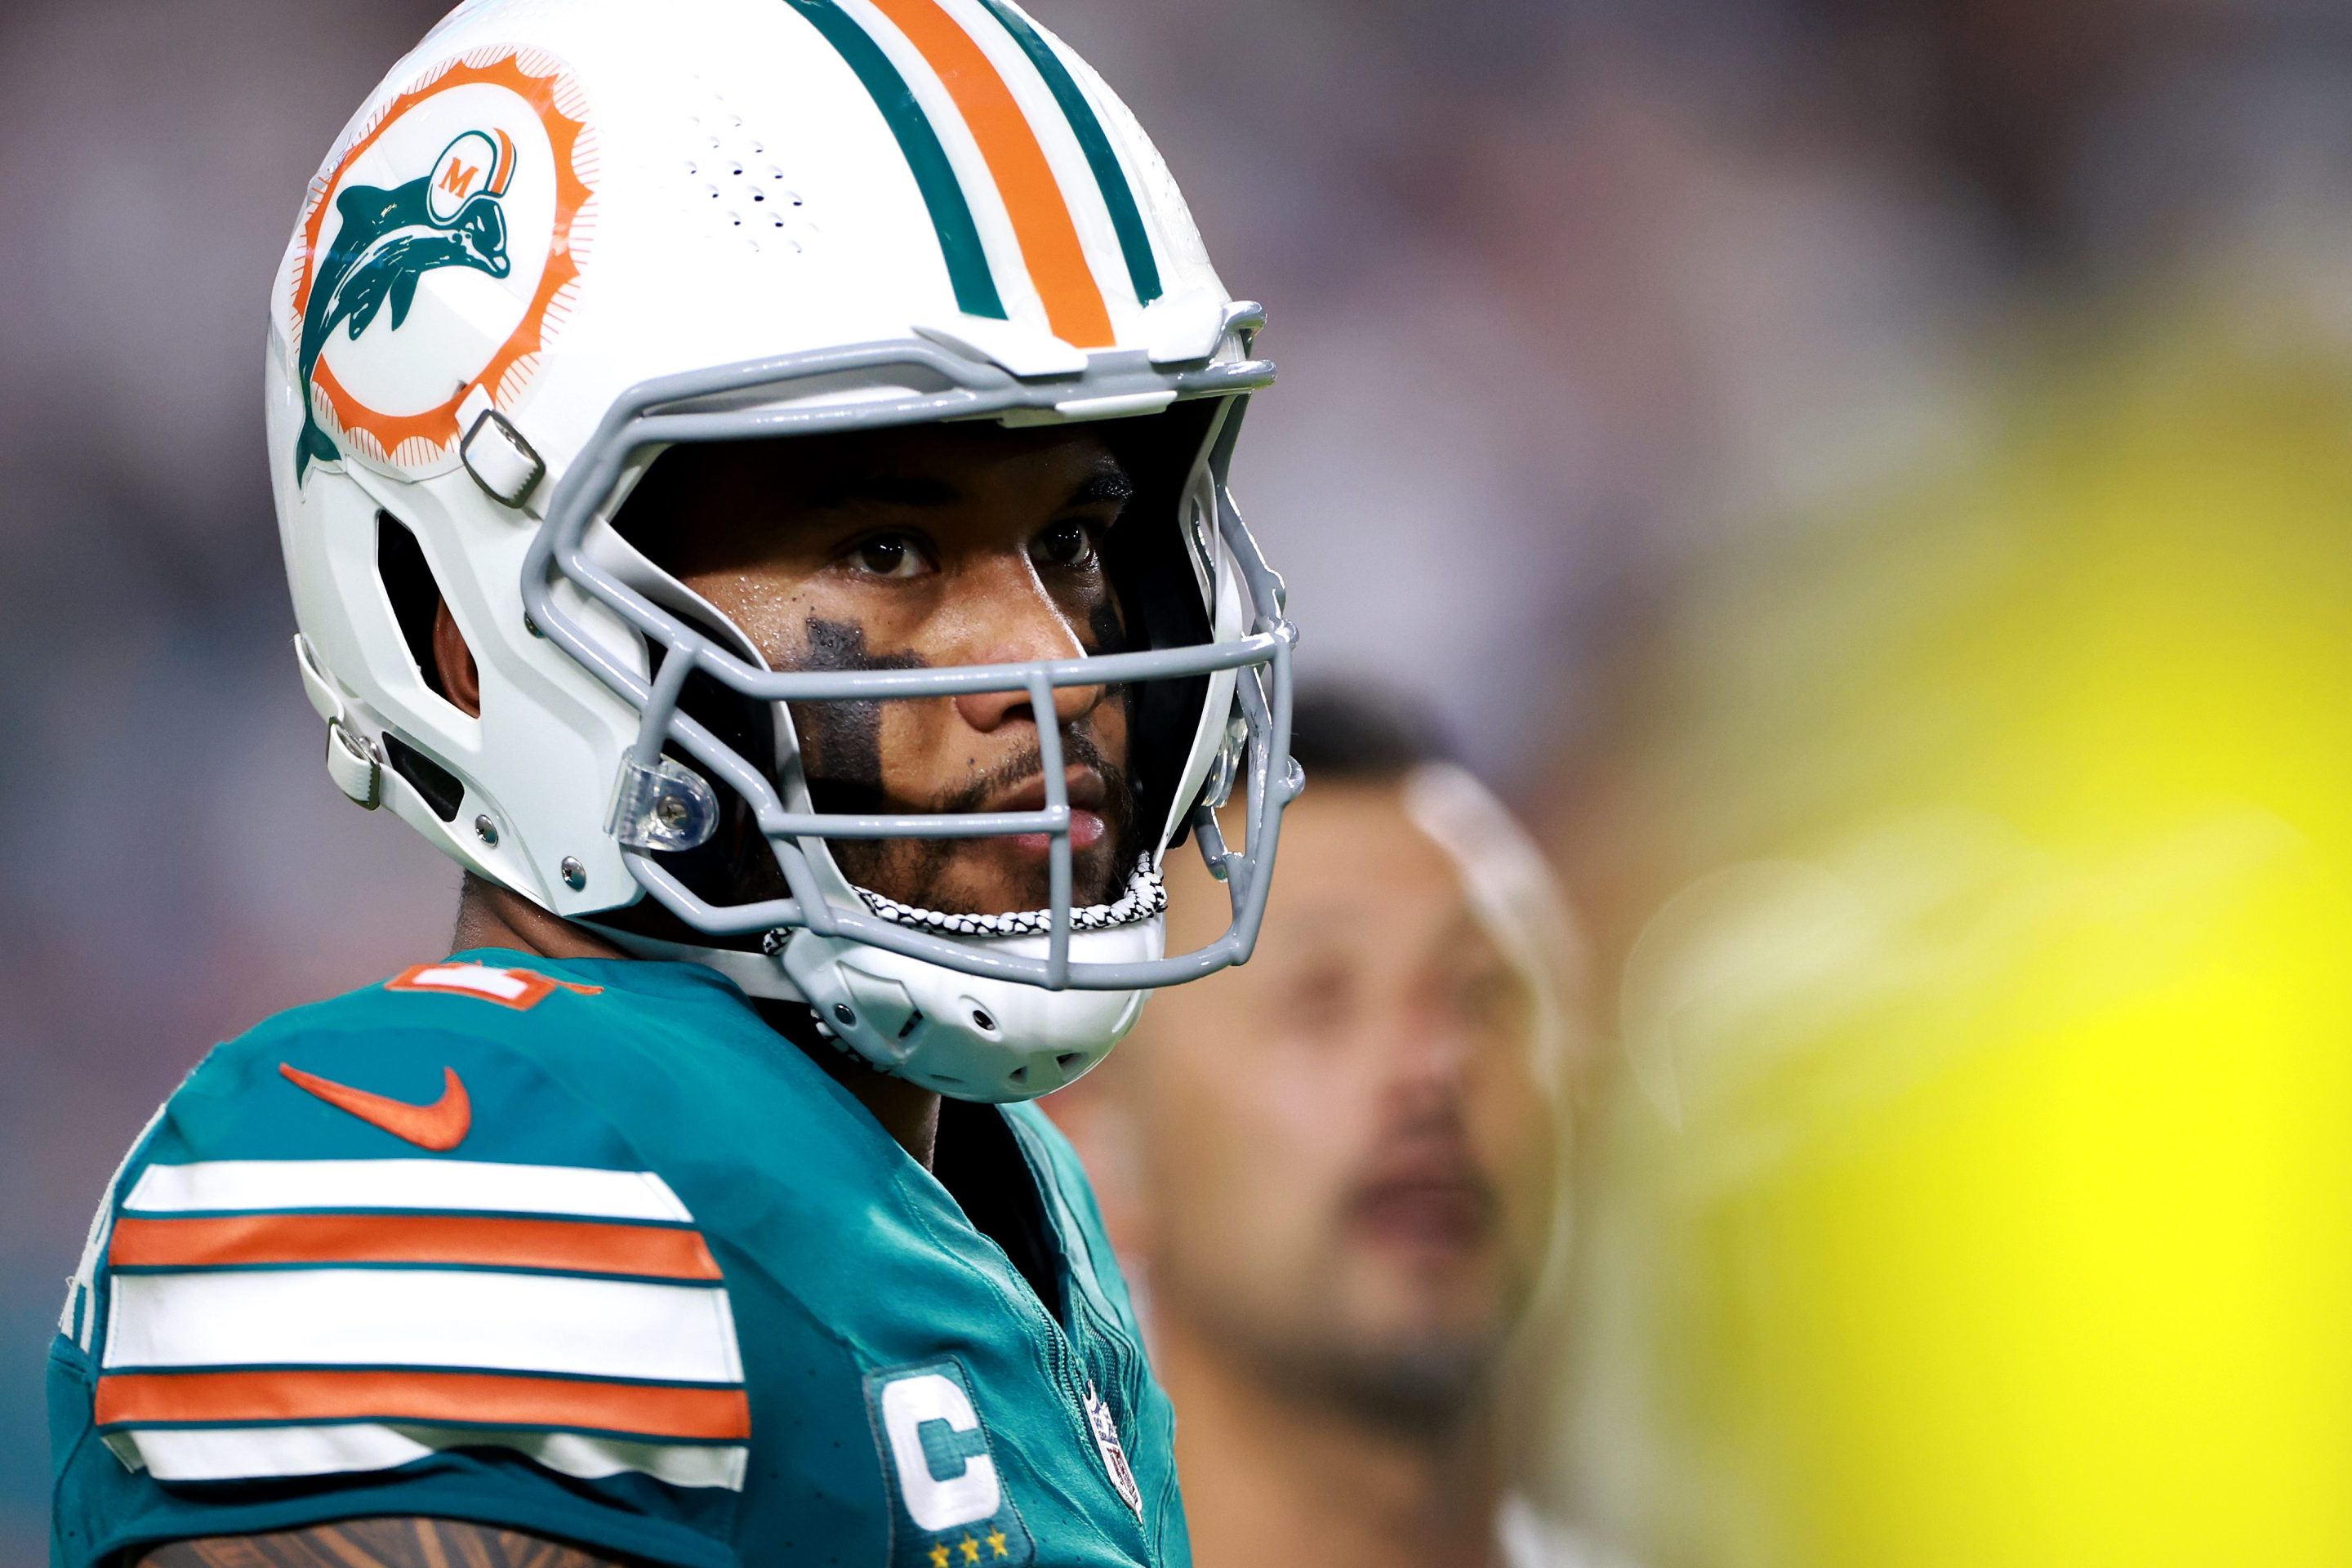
left=781, top=0, right=1008, bottom=320
left=969, top=0, right=1164, bottom=306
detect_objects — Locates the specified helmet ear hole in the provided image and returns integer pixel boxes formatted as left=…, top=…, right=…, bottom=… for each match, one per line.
left=376, top=510, right=452, bottom=702
left=383, top=733, right=466, bottom=822
left=372, top=510, right=470, bottom=822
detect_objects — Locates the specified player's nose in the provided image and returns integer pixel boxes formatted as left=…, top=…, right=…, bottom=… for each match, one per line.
left=953, top=557, right=1105, bottom=734
left=1376, top=1010, right=1477, bottom=1116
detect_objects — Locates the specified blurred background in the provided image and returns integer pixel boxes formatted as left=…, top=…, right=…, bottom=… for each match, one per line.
left=7, top=0, right=2352, bottom=1563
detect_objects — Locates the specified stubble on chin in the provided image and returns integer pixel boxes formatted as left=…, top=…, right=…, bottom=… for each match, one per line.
left=1292, top=1337, right=1498, bottom=1436
left=1179, top=1227, right=1524, bottom=1441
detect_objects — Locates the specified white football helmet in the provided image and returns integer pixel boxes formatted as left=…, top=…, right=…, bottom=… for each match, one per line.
left=269, top=0, right=1298, bottom=1102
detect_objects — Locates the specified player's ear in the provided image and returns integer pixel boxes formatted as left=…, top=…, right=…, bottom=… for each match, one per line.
left=433, top=598, right=483, bottom=718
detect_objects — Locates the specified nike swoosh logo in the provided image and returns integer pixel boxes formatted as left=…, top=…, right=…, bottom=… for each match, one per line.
left=278, top=1062, right=472, bottom=1152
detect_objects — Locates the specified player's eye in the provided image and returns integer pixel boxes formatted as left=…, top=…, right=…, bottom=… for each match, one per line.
left=1031, top=519, right=1099, bottom=570
left=1283, top=960, right=1355, bottom=1038
left=848, top=532, right=929, bottom=579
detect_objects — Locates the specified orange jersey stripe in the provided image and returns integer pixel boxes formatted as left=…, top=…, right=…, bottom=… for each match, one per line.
left=96, top=1367, right=750, bottom=1442
left=865, top=0, right=1114, bottom=347
left=108, top=1213, right=722, bottom=1281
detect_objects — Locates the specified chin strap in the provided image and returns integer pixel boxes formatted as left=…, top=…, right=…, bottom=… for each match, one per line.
left=594, top=858, right=1168, bottom=1002
left=840, top=858, right=1166, bottom=938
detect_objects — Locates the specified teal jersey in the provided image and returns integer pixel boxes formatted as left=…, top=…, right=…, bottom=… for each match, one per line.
left=48, top=950, right=1187, bottom=1568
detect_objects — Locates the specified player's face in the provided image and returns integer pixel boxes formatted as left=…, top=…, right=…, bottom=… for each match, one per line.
left=626, top=422, right=1138, bottom=916
left=1108, top=783, right=1561, bottom=1422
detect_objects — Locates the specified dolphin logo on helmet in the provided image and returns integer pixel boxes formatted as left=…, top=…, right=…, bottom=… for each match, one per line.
left=293, top=130, right=518, bottom=481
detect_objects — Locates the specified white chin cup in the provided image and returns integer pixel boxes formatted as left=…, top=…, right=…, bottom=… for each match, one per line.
left=778, top=919, right=1164, bottom=1103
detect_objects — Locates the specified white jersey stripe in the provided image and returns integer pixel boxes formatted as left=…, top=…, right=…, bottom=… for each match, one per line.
left=122, top=1160, right=693, bottom=1223
left=103, top=1267, right=742, bottom=1383
left=62, top=1098, right=172, bottom=1348
left=109, top=1423, right=748, bottom=1490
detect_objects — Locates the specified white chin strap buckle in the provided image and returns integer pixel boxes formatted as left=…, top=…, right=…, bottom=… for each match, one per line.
left=326, top=720, right=384, bottom=809
left=293, top=635, right=383, bottom=810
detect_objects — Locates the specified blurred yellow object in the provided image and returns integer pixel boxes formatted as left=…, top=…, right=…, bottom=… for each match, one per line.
left=1575, top=277, right=2352, bottom=1568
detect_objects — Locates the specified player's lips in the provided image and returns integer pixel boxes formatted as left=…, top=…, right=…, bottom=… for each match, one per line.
left=1343, top=1158, right=1497, bottom=1254
left=991, top=767, right=1109, bottom=858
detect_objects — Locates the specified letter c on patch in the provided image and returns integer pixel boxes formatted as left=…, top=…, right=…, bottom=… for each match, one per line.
left=880, top=1372, right=1000, bottom=1531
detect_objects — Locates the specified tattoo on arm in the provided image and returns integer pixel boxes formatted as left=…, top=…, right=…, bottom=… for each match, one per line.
left=134, top=1517, right=638, bottom=1568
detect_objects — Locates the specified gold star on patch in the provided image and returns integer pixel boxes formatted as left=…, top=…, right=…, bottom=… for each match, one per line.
left=959, top=1534, right=983, bottom=1565
left=986, top=1527, right=1011, bottom=1559
left=928, top=1544, right=951, bottom=1568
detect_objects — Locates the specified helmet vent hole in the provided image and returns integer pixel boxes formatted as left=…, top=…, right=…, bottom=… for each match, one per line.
left=832, top=1003, right=857, bottom=1028
left=1056, top=1052, right=1085, bottom=1071
left=1007, top=1065, right=1030, bottom=1086
left=969, top=1008, right=998, bottom=1034
left=383, top=734, right=464, bottom=823
left=684, top=103, right=809, bottom=252
left=374, top=510, right=449, bottom=704
left=896, top=1010, right=925, bottom=1041
left=371, top=514, right=474, bottom=825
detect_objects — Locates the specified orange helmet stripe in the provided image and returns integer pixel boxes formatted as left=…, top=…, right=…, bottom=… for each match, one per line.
left=863, top=0, right=1114, bottom=348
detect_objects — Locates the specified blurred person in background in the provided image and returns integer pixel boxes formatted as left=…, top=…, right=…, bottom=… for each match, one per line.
left=1051, top=687, right=1610, bottom=1568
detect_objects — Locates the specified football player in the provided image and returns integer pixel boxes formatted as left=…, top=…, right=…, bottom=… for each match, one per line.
left=1049, top=688, right=1603, bottom=1568
left=47, top=3, right=1296, bottom=1566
